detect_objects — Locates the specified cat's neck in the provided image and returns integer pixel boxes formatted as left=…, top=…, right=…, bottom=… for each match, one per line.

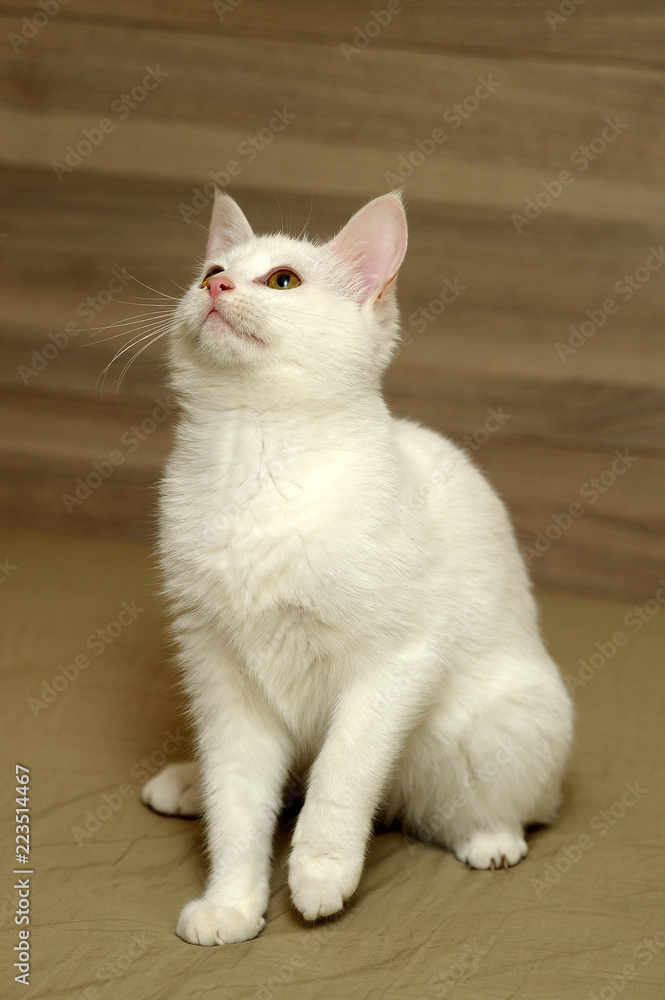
left=171, top=361, right=391, bottom=444
left=168, top=333, right=386, bottom=422
left=176, top=390, right=393, bottom=452
left=169, top=393, right=397, bottom=516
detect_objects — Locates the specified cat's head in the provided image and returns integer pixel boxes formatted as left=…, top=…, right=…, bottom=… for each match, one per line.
left=169, top=191, right=408, bottom=406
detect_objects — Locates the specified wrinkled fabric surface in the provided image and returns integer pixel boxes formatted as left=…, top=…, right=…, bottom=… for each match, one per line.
left=2, top=527, right=664, bottom=999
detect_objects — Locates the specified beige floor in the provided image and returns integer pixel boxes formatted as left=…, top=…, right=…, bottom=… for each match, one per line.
left=2, top=526, right=664, bottom=999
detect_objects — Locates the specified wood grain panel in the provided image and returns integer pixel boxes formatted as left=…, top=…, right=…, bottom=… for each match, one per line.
left=479, top=440, right=665, bottom=600
left=1, top=1, right=663, bottom=63
left=1, top=391, right=661, bottom=599
left=2, top=19, right=664, bottom=192
left=2, top=171, right=664, bottom=392
left=0, top=5, right=662, bottom=601
left=0, top=392, right=171, bottom=540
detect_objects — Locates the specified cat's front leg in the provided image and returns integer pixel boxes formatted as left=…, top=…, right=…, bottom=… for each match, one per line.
left=177, top=670, right=292, bottom=946
left=289, top=654, right=433, bottom=921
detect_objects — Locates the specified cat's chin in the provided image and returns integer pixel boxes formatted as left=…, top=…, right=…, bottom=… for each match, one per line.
left=201, top=311, right=266, bottom=349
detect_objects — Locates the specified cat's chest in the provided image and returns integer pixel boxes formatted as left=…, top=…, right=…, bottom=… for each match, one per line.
left=159, top=416, right=409, bottom=689
left=161, top=426, right=342, bottom=621
left=162, top=440, right=349, bottom=728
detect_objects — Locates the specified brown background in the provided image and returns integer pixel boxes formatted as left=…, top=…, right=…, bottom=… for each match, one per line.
left=1, top=0, right=664, bottom=599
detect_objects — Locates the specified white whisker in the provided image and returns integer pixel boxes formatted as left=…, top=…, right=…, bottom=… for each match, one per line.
left=115, top=331, right=169, bottom=394
left=162, top=212, right=210, bottom=237
left=85, top=313, right=174, bottom=340
left=109, top=262, right=180, bottom=301
left=296, top=194, right=315, bottom=241
left=97, top=327, right=171, bottom=395
left=97, top=325, right=172, bottom=380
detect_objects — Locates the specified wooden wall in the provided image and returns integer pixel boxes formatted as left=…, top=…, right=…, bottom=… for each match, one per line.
left=1, top=1, right=663, bottom=599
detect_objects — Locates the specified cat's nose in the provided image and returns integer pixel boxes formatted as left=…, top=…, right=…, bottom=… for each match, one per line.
left=206, top=272, right=235, bottom=297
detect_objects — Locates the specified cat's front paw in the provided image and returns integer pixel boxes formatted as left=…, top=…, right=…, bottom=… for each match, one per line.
left=141, top=762, right=201, bottom=817
left=288, top=845, right=363, bottom=921
left=176, top=897, right=265, bottom=946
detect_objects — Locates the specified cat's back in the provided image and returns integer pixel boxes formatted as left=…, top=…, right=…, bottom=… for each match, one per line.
left=391, top=415, right=524, bottom=578
left=392, top=416, right=498, bottom=516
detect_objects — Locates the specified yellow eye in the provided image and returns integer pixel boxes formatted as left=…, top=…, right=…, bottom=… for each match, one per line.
left=267, top=269, right=301, bottom=290
left=201, top=266, right=224, bottom=289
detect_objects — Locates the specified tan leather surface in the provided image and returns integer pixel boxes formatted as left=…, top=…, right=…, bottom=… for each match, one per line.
left=2, top=527, right=664, bottom=998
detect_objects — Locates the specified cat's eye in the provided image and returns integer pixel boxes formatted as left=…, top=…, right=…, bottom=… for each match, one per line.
left=201, top=266, right=224, bottom=289
left=267, top=268, right=301, bottom=290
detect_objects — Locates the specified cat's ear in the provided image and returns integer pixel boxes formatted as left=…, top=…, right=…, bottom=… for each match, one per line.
left=327, top=193, right=408, bottom=305
left=206, top=191, right=253, bottom=260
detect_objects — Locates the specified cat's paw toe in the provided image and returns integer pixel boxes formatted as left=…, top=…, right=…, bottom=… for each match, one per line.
left=453, top=829, right=528, bottom=870
left=176, top=898, right=265, bottom=946
left=288, top=848, right=361, bottom=921
left=141, top=762, right=201, bottom=817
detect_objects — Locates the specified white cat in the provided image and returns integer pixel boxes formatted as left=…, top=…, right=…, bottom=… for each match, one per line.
left=141, top=191, right=573, bottom=946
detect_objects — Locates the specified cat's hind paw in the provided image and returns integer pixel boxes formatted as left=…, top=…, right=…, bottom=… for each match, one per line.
left=453, top=829, right=528, bottom=870
left=141, top=761, right=201, bottom=817
left=176, top=898, right=265, bottom=946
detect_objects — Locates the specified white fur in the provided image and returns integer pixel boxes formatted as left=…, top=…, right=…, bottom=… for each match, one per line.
left=142, top=192, right=573, bottom=945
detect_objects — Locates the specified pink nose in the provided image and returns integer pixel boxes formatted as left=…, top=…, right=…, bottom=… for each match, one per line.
left=206, top=272, right=235, bottom=298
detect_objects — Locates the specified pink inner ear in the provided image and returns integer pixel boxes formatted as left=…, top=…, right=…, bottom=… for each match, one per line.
left=206, top=194, right=254, bottom=260
left=328, top=194, right=408, bottom=304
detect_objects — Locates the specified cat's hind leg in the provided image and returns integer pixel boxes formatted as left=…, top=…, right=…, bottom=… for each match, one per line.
left=391, top=651, right=572, bottom=871
left=141, top=761, right=202, bottom=817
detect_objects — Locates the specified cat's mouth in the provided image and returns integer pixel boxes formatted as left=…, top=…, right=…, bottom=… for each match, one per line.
left=203, top=306, right=266, bottom=347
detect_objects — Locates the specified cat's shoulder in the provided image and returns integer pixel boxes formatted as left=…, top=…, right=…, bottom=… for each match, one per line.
left=390, top=414, right=503, bottom=515
left=392, top=415, right=470, bottom=470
